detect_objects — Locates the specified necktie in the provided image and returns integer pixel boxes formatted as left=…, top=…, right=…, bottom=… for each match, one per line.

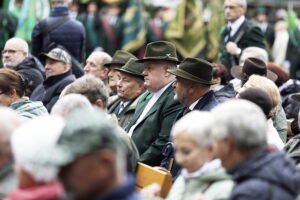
left=224, top=26, right=232, bottom=42
left=118, top=102, right=125, bottom=114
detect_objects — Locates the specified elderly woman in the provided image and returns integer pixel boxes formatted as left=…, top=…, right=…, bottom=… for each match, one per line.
left=142, top=111, right=233, bottom=200
left=239, top=74, right=287, bottom=143
left=0, top=68, right=48, bottom=120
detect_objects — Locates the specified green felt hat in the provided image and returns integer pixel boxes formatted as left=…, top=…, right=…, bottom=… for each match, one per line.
left=137, top=41, right=180, bottom=64
left=104, top=50, right=136, bottom=67
left=167, top=57, right=217, bottom=85
left=115, top=58, right=144, bottom=79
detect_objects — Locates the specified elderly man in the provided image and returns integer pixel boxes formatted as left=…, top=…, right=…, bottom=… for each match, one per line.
left=0, top=108, right=21, bottom=198
left=36, top=109, right=141, bottom=200
left=2, top=37, right=44, bottom=96
left=211, top=100, right=300, bottom=200
left=30, top=47, right=75, bottom=112
left=104, top=50, right=136, bottom=95
left=161, top=57, right=219, bottom=176
left=125, top=41, right=183, bottom=166
left=84, top=51, right=112, bottom=93
left=218, top=0, right=265, bottom=71
left=109, top=58, right=145, bottom=128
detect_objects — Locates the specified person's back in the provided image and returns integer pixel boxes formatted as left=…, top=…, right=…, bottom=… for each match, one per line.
left=228, top=148, right=300, bottom=200
left=31, top=0, right=85, bottom=63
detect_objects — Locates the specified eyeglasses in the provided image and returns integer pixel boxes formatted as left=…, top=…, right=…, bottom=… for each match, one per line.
left=1, top=49, right=24, bottom=55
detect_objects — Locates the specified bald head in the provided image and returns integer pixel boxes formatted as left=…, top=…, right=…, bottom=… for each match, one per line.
left=2, top=37, right=29, bottom=68
left=84, top=51, right=112, bottom=80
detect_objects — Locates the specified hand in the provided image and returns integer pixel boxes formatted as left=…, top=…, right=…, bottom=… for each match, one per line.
left=140, top=183, right=161, bottom=198
left=226, top=42, right=240, bottom=55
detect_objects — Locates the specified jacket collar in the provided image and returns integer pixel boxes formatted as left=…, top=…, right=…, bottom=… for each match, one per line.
left=51, top=7, right=69, bottom=17
left=43, top=70, right=72, bottom=86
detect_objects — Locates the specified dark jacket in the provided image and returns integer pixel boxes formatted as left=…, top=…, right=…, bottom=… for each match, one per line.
left=213, top=83, right=236, bottom=103
left=14, top=55, right=45, bottom=96
left=96, top=175, right=141, bottom=200
left=218, top=19, right=265, bottom=71
left=31, top=7, right=85, bottom=63
left=125, top=84, right=183, bottom=166
left=30, top=70, right=75, bottom=112
left=280, top=79, right=300, bottom=119
left=228, top=148, right=300, bottom=200
left=161, top=90, right=219, bottom=177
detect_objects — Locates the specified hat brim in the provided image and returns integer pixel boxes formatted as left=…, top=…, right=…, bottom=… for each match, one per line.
left=114, top=68, right=144, bottom=79
left=103, top=62, right=125, bottom=68
left=167, top=69, right=217, bottom=85
left=291, top=93, right=300, bottom=102
left=137, top=57, right=180, bottom=64
left=39, top=53, right=66, bottom=64
left=230, top=65, right=278, bottom=82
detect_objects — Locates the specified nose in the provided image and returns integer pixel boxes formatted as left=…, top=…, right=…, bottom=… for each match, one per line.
left=174, top=151, right=183, bottom=166
left=84, top=65, right=89, bottom=73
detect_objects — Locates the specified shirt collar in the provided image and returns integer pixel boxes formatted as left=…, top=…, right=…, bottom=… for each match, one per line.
left=181, top=159, right=221, bottom=179
left=228, top=15, right=245, bottom=36
left=152, top=81, right=174, bottom=98
left=189, top=98, right=201, bottom=110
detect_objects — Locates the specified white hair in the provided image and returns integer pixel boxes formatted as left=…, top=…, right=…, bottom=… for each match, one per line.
left=171, top=111, right=215, bottom=148
left=11, top=116, right=65, bottom=183
left=6, top=37, right=29, bottom=54
left=240, top=47, right=268, bottom=66
left=211, top=99, right=267, bottom=151
left=51, top=93, right=94, bottom=117
left=90, top=51, right=112, bottom=66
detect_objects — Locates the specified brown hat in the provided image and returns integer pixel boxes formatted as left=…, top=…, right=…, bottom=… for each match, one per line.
left=231, top=57, right=278, bottom=82
left=137, top=41, right=180, bottom=64
left=104, top=50, right=136, bottom=68
left=167, top=57, right=217, bottom=85
left=115, top=58, right=144, bottom=80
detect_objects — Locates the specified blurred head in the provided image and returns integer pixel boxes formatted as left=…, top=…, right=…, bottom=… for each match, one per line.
left=211, top=100, right=267, bottom=169
left=171, top=111, right=216, bottom=173
left=240, top=75, right=281, bottom=116
left=12, top=115, right=66, bottom=185
left=256, top=7, right=267, bottom=23
left=34, top=109, right=125, bottom=200
left=51, top=94, right=94, bottom=117
left=0, top=108, right=21, bottom=165
left=267, top=62, right=290, bottom=87
left=0, top=68, right=25, bottom=106
left=84, top=52, right=111, bottom=81
left=212, top=63, right=229, bottom=85
left=2, top=38, right=28, bottom=69
left=61, top=74, right=109, bottom=109
left=239, top=47, right=268, bottom=67
left=143, top=60, right=176, bottom=93
left=224, top=0, right=247, bottom=22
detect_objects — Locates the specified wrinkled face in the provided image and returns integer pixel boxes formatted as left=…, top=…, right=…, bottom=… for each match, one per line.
left=173, top=77, right=192, bottom=107
left=174, top=132, right=211, bottom=173
left=224, top=0, right=246, bottom=22
left=84, top=55, right=109, bottom=80
left=212, top=137, right=232, bottom=170
left=59, top=150, right=115, bottom=200
left=2, top=42, right=27, bottom=68
left=143, top=61, right=169, bottom=93
left=108, top=64, right=122, bottom=94
left=117, top=72, right=144, bottom=102
left=45, top=58, right=69, bottom=78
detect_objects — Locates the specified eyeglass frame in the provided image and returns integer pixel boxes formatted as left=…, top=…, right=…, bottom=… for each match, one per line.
left=1, top=49, right=24, bottom=55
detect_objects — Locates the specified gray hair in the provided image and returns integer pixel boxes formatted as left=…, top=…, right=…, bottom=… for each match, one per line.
left=211, top=99, right=267, bottom=151
left=11, top=115, right=66, bottom=183
left=51, top=93, right=94, bottom=117
left=239, top=0, right=247, bottom=7
left=240, top=47, right=268, bottom=66
left=61, top=74, right=109, bottom=106
left=171, top=111, right=215, bottom=148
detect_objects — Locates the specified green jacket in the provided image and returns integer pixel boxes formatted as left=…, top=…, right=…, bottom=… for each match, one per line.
left=125, top=85, right=183, bottom=166
left=9, top=98, right=49, bottom=120
left=166, top=168, right=233, bottom=200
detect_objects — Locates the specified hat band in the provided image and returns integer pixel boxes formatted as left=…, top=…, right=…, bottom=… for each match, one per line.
left=177, top=69, right=214, bottom=84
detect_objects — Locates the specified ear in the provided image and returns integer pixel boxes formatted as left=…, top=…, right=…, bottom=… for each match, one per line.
left=95, top=99, right=105, bottom=109
left=8, top=88, right=17, bottom=98
left=136, top=81, right=145, bottom=93
left=103, top=67, right=109, bottom=76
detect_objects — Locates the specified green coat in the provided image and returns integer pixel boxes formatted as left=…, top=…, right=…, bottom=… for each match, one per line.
left=218, top=19, right=265, bottom=71
left=166, top=168, right=234, bottom=200
left=125, top=85, right=183, bottom=166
